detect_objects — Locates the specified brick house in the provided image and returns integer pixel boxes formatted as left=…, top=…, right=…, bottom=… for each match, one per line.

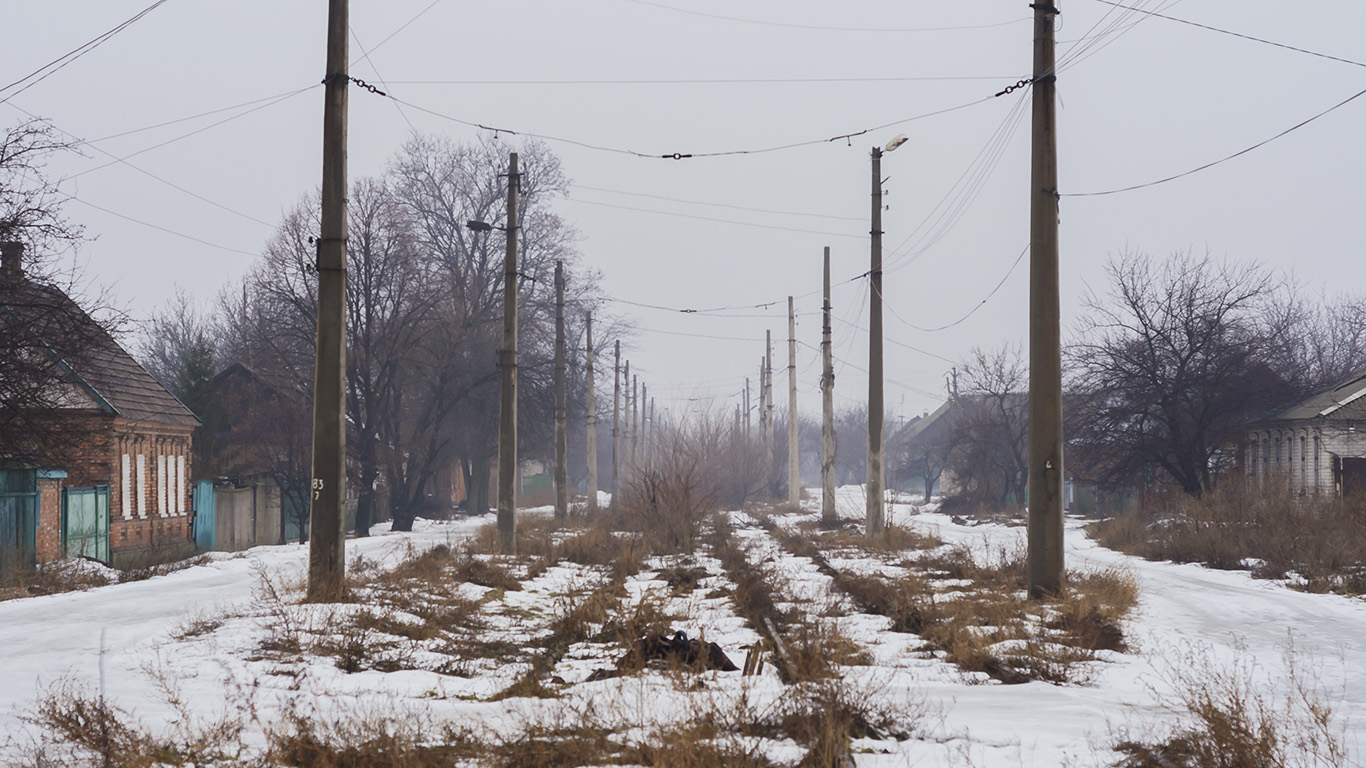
left=0, top=243, right=200, bottom=567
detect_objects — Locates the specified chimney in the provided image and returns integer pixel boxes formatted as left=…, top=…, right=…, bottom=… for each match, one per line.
left=1, top=242, right=22, bottom=278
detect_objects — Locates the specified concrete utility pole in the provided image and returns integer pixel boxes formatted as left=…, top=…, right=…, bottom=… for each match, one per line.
left=757, top=357, right=767, bottom=448
left=553, top=261, right=567, bottom=520
left=496, top=153, right=521, bottom=554
left=744, top=377, right=751, bottom=437
left=1028, top=0, right=1065, bottom=597
left=764, top=332, right=774, bottom=452
left=612, top=341, right=621, bottom=502
left=585, top=312, right=598, bottom=511
left=867, top=145, right=886, bottom=538
left=306, top=0, right=349, bottom=602
left=788, top=296, right=800, bottom=507
left=623, top=360, right=631, bottom=477
left=821, top=247, right=837, bottom=523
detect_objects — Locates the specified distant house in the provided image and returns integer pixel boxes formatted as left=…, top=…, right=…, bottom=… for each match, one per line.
left=1245, top=369, right=1366, bottom=497
left=0, top=243, right=200, bottom=568
left=200, top=362, right=312, bottom=548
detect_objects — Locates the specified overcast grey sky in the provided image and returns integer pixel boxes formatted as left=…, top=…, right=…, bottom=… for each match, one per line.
left=7, top=0, right=1365, bottom=421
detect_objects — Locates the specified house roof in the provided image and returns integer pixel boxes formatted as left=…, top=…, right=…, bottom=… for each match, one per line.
left=1, top=278, right=200, bottom=428
left=1248, top=368, right=1366, bottom=426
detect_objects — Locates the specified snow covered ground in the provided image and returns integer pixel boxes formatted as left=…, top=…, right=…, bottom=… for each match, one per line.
left=0, top=488, right=1362, bottom=766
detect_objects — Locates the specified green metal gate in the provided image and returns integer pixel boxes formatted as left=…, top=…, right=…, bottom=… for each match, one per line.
left=64, top=486, right=110, bottom=563
left=0, top=469, right=38, bottom=573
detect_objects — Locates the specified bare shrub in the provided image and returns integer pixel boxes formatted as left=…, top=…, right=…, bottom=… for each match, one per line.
left=0, top=558, right=113, bottom=603
left=1111, top=642, right=1350, bottom=768
left=1091, top=482, right=1366, bottom=595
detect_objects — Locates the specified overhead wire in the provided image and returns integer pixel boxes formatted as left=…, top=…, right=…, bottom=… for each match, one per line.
left=573, top=184, right=863, bottom=221
left=1088, top=0, right=1366, bottom=69
left=62, top=195, right=258, bottom=256
left=389, top=90, right=1003, bottom=160
left=6, top=101, right=275, bottom=227
left=1067, top=86, right=1366, bottom=197
left=564, top=196, right=865, bottom=239
left=621, top=0, right=1029, bottom=33
left=63, top=85, right=317, bottom=182
left=877, top=244, right=1030, bottom=332
left=0, top=0, right=173, bottom=105
left=386, top=75, right=1020, bottom=85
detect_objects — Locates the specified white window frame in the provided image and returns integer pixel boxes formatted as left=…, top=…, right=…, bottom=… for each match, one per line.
left=177, top=454, right=187, bottom=515
left=136, top=454, right=147, bottom=518
left=157, top=454, right=167, bottom=515
left=121, top=454, right=132, bottom=519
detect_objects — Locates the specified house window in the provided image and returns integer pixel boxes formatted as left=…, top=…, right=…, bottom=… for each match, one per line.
left=177, top=455, right=187, bottom=514
left=1249, top=441, right=1258, bottom=480
left=157, top=454, right=167, bottom=515
left=1314, top=436, right=1321, bottom=495
left=121, top=454, right=132, bottom=519
left=1300, top=436, right=1307, bottom=491
left=1262, top=438, right=1270, bottom=481
left=136, top=454, right=148, bottom=517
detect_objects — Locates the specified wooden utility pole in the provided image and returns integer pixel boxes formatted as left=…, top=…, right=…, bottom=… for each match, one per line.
left=649, top=397, right=656, bottom=470
left=306, top=0, right=349, bottom=602
left=641, top=382, right=649, bottom=468
left=757, top=358, right=767, bottom=447
left=788, top=296, right=799, bottom=507
left=553, top=261, right=567, bottom=520
left=496, top=153, right=521, bottom=554
left=867, top=146, right=886, bottom=538
left=612, top=341, right=621, bottom=502
left=631, top=374, right=639, bottom=464
left=1028, top=0, right=1064, bottom=597
left=821, top=247, right=836, bottom=523
left=585, top=312, right=598, bottom=511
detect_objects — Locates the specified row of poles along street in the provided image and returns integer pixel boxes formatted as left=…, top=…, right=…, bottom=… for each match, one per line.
left=304, top=0, right=1065, bottom=602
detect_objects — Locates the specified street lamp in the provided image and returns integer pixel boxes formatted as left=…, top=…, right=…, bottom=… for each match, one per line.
left=867, top=134, right=906, bottom=538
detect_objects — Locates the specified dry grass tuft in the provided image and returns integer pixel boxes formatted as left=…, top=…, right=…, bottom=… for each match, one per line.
left=1110, top=642, right=1349, bottom=768
left=1091, top=482, right=1366, bottom=596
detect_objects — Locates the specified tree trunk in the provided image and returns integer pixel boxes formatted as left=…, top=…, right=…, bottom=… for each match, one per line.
left=471, top=452, right=491, bottom=515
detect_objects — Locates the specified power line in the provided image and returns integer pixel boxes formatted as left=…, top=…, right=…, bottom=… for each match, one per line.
left=390, top=89, right=1004, bottom=160
left=621, top=0, right=1029, bottom=33
left=1067, top=85, right=1366, bottom=197
left=84, top=88, right=318, bottom=144
left=63, top=195, right=258, bottom=256
left=574, top=184, right=863, bottom=221
left=386, top=75, right=1021, bottom=85
left=564, top=196, right=865, bottom=239
left=6, top=102, right=274, bottom=227
left=1089, top=0, right=1366, bottom=69
left=879, top=244, right=1029, bottom=332
left=355, top=0, right=447, bottom=64
left=64, top=86, right=317, bottom=181
left=0, top=0, right=173, bottom=105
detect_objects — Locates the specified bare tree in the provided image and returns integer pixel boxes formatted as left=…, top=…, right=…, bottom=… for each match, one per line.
left=0, top=119, right=116, bottom=470
left=1068, top=250, right=1297, bottom=496
left=0, top=118, right=84, bottom=263
left=944, top=344, right=1029, bottom=511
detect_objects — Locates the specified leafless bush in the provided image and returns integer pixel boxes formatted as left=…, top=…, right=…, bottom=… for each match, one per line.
left=1091, top=482, right=1366, bottom=595
left=1111, top=641, right=1350, bottom=768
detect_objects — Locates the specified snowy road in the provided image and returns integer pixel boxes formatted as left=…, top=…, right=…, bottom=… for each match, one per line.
left=0, top=497, right=1361, bottom=766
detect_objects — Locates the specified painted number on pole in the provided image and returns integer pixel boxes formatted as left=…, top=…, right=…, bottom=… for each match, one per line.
left=312, top=478, right=324, bottom=500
